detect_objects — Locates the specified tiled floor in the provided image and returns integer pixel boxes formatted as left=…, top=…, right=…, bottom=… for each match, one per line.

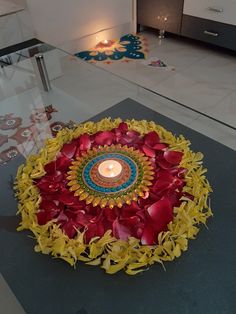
left=95, top=31, right=236, bottom=130
left=0, top=39, right=235, bottom=151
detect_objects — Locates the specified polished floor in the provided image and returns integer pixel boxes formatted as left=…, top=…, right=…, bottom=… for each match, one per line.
left=0, top=36, right=236, bottom=153
left=96, top=30, right=236, bottom=130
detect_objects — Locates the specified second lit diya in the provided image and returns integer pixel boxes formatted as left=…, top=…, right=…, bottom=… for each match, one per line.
left=95, top=39, right=115, bottom=49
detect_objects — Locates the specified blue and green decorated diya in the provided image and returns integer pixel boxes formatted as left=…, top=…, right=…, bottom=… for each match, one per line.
left=67, top=144, right=154, bottom=208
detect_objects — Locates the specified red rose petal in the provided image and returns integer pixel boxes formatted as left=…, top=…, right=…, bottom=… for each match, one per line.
left=47, top=170, right=63, bottom=183
left=144, top=131, right=160, bottom=147
left=69, top=202, right=85, bottom=211
left=118, top=130, right=140, bottom=145
left=113, top=127, right=122, bottom=139
left=95, top=131, right=114, bottom=146
left=142, top=145, right=156, bottom=158
left=152, top=181, right=171, bottom=193
left=112, top=219, right=132, bottom=241
left=182, top=192, right=194, bottom=201
left=39, top=200, right=58, bottom=211
left=153, top=143, right=168, bottom=150
left=37, top=180, right=59, bottom=193
left=61, top=141, right=77, bottom=159
left=62, top=220, right=78, bottom=238
left=74, top=210, right=91, bottom=226
left=163, top=190, right=182, bottom=207
left=96, top=220, right=105, bottom=238
left=37, top=209, right=59, bottom=225
left=55, top=154, right=71, bottom=171
left=164, top=150, right=183, bottom=165
left=58, top=193, right=77, bottom=205
left=152, top=170, right=175, bottom=192
left=85, top=221, right=105, bottom=242
left=141, top=225, right=156, bottom=245
left=147, top=199, right=172, bottom=221
left=170, top=167, right=187, bottom=178
left=104, top=207, right=117, bottom=222
left=57, top=212, right=69, bottom=224
left=79, top=133, right=91, bottom=151
left=44, top=161, right=56, bottom=174
left=147, top=199, right=173, bottom=233
left=120, top=216, right=141, bottom=228
left=127, top=130, right=140, bottom=138
left=157, top=158, right=173, bottom=169
left=118, top=122, right=128, bottom=133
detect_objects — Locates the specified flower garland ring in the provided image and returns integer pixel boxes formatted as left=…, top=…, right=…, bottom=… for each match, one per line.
left=15, top=118, right=212, bottom=275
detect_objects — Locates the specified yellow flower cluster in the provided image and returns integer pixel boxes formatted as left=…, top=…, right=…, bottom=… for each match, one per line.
left=15, top=118, right=212, bottom=275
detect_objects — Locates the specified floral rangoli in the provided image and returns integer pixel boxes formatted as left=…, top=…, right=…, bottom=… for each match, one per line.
left=75, top=34, right=148, bottom=63
left=15, top=118, right=212, bottom=274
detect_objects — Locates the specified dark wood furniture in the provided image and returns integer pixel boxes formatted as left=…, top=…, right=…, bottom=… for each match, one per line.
left=137, top=0, right=236, bottom=51
left=137, top=0, right=184, bottom=35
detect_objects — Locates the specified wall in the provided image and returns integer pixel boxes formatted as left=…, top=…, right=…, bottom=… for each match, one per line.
left=26, top=0, right=134, bottom=53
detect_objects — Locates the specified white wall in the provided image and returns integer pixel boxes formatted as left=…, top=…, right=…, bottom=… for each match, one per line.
left=26, top=0, right=134, bottom=52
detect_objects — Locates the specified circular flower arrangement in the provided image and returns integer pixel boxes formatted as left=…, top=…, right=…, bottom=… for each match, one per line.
left=15, top=118, right=212, bottom=275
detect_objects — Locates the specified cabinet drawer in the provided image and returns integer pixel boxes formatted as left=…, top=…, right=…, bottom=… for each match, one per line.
left=137, top=0, right=184, bottom=34
left=181, top=15, right=236, bottom=51
left=184, top=0, right=236, bottom=26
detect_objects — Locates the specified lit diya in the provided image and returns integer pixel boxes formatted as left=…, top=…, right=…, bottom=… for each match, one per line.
left=95, top=39, right=115, bottom=49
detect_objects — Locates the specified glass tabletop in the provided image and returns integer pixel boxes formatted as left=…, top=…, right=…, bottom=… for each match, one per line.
left=0, top=41, right=235, bottom=313
left=0, top=41, right=235, bottom=162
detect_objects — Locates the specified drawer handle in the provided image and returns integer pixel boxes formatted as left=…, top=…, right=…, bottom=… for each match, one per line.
left=208, top=6, right=223, bottom=13
left=204, top=30, right=219, bottom=37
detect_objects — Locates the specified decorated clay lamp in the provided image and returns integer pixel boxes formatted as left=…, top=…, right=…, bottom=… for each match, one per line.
left=98, top=159, right=122, bottom=179
left=95, top=39, right=115, bottom=49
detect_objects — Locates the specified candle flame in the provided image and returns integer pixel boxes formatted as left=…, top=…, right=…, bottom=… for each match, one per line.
left=98, top=160, right=122, bottom=178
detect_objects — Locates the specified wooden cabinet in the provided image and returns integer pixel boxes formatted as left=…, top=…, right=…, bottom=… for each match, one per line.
left=184, top=0, right=236, bottom=26
left=137, top=0, right=236, bottom=51
left=182, top=0, right=236, bottom=51
left=137, top=0, right=184, bottom=34
left=182, top=14, right=236, bottom=51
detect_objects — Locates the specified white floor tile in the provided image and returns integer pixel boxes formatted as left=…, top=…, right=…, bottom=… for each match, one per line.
left=189, top=115, right=236, bottom=151
left=152, top=73, right=231, bottom=113
left=205, top=91, right=236, bottom=128
left=0, top=273, right=25, bottom=314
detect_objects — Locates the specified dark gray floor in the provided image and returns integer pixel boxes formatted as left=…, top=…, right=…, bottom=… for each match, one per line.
left=0, top=99, right=235, bottom=314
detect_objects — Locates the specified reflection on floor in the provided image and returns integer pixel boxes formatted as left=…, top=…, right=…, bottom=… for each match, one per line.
left=0, top=34, right=235, bottom=154
left=95, top=30, right=236, bottom=130
left=0, top=104, right=72, bottom=165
